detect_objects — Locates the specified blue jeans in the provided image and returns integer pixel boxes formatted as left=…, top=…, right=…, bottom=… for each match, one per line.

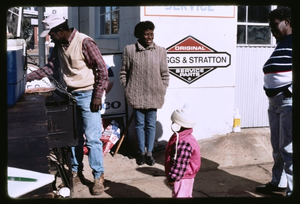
left=268, top=92, right=293, bottom=195
left=134, top=109, right=157, bottom=154
left=71, top=90, right=104, bottom=179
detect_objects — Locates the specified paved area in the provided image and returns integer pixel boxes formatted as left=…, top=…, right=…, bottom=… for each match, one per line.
left=64, top=127, right=287, bottom=198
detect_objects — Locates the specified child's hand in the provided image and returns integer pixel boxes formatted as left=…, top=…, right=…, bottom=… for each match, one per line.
left=168, top=181, right=174, bottom=186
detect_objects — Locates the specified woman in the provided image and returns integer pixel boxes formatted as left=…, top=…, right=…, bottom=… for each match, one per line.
left=120, top=21, right=169, bottom=166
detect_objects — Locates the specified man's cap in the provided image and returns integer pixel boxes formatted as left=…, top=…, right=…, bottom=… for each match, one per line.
left=40, top=14, right=66, bottom=37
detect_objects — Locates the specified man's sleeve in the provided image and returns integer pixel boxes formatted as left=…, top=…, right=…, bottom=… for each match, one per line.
left=82, top=38, right=109, bottom=99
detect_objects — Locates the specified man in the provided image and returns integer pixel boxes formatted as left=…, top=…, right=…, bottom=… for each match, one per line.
left=256, top=6, right=293, bottom=197
left=26, top=14, right=109, bottom=195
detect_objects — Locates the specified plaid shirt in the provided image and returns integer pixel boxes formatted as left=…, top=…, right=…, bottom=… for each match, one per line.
left=168, top=140, right=193, bottom=181
left=165, top=128, right=201, bottom=182
left=27, top=28, right=109, bottom=99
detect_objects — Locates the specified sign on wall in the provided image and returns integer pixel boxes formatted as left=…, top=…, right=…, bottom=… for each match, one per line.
left=167, top=36, right=231, bottom=84
left=144, top=6, right=235, bottom=18
left=101, top=54, right=125, bottom=115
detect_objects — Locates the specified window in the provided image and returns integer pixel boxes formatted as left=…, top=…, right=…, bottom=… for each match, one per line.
left=24, top=7, right=38, bottom=12
left=237, top=6, right=276, bottom=45
left=100, top=6, right=119, bottom=35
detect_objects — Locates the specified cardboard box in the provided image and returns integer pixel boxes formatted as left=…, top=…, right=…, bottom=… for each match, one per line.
left=101, top=120, right=120, bottom=156
left=83, top=119, right=121, bottom=156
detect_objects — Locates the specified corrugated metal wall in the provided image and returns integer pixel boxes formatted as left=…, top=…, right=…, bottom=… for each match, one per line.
left=235, top=46, right=275, bottom=127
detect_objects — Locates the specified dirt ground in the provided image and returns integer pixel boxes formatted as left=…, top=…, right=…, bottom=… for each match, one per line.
left=16, top=128, right=290, bottom=199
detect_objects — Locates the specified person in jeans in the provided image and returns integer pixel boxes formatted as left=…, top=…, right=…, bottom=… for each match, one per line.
left=256, top=6, right=293, bottom=197
left=26, top=14, right=109, bottom=195
left=120, top=21, right=169, bottom=166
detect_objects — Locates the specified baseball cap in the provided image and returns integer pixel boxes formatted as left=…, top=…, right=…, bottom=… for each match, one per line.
left=40, top=14, right=66, bottom=37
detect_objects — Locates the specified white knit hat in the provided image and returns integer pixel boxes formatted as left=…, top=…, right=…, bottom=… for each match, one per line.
left=171, top=103, right=196, bottom=129
left=40, top=14, right=66, bottom=37
left=170, top=103, right=196, bottom=160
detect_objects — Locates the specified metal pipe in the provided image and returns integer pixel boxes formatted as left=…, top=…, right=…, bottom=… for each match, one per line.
left=16, top=7, right=22, bottom=37
left=38, top=7, right=45, bottom=67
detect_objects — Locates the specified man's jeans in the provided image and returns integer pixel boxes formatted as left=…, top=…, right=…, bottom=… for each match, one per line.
left=268, top=92, right=293, bottom=195
left=134, top=109, right=157, bottom=154
left=71, top=90, right=104, bottom=179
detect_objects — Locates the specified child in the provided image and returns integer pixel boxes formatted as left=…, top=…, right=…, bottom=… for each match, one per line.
left=165, top=104, right=201, bottom=198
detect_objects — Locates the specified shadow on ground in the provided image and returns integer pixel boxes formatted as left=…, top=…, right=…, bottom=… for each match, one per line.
left=103, top=180, right=151, bottom=198
left=108, top=127, right=285, bottom=198
left=134, top=150, right=284, bottom=198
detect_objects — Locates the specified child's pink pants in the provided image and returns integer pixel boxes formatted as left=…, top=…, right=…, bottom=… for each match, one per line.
left=172, top=178, right=194, bottom=198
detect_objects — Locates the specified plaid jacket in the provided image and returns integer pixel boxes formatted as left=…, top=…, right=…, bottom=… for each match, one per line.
left=165, top=128, right=201, bottom=182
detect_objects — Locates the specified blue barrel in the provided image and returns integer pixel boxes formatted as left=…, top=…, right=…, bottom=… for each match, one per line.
left=7, top=39, right=27, bottom=108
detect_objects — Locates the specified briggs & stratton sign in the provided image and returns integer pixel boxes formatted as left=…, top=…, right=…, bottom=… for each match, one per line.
left=166, top=35, right=231, bottom=84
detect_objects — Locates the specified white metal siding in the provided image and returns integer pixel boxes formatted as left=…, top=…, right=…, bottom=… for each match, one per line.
left=235, top=46, right=275, bottom=127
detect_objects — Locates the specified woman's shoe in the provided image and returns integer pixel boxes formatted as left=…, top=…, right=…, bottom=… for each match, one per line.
left=136, top=155, right=146, bottom=165
left=146, top=156, right=155, bottom=166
